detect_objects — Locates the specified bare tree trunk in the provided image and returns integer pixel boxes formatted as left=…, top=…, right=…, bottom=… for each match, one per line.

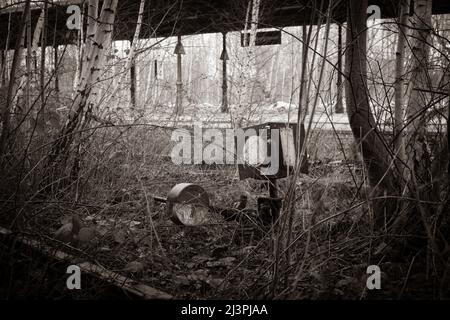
left=47, top=0, right=118, bottom=167
left=40, top=2, right=47, bottom=109
left=0, top=0, right=30, bottom=157
left=25, top=1, right=32, bottom=120
left=394, top=0, right=410, bottom=176
left=345, top=0, right=397, bottom=194
left=73, top=2, right=85, bottom=92
left=0, top=50, right=6, bottom=86
left=84, top=0, right=101, bottom=110
left=126, top=0, right=145, bottom=110
left=130, top=63, right=137, bottom=108
left=15, top=6, right=46, bottom=111
left=335, top=23, right=344, bottom=114
left=405, top=0, right=433, bottom=183
left=81, top=0, right=99, bottom=86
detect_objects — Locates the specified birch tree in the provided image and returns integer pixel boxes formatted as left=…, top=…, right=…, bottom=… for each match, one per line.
left=47, top=0, right=118, bottom=167
left=394, top=0, right=411, bottom=174
left=405, top=0, right=433, bottom=183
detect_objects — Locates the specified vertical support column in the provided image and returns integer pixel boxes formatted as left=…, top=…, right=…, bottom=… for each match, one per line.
left=220, top=32, right=229, bottom=113
left=335, top=23, right=344, bottom=114
left=175, top=35, right=184, bottom=115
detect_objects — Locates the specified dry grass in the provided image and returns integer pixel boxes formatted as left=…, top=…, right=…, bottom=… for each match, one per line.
left=0, top=124, right=449, bottom=299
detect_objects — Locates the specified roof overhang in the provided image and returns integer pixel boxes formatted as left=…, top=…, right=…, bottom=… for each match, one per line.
left=1, top=0, right=449, bottom=49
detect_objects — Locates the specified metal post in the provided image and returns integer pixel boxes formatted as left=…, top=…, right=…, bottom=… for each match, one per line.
left=175, top=35, right=183, bottom=115
left=221, top=32, right=228, bottom=113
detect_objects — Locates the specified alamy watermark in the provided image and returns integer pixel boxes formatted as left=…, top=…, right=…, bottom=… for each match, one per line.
left=170, top=122, right=284, bottom=176
left=366, top=265, right=381, bottom=290
left=66, top=5, right=82, bottom=30
left=367, top=5, right=381, bottom=22
left=66, top=265, right=81, bottom=290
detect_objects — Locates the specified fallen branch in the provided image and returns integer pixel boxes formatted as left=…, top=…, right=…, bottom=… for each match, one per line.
left=0, top=226, right=172, bottom=299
